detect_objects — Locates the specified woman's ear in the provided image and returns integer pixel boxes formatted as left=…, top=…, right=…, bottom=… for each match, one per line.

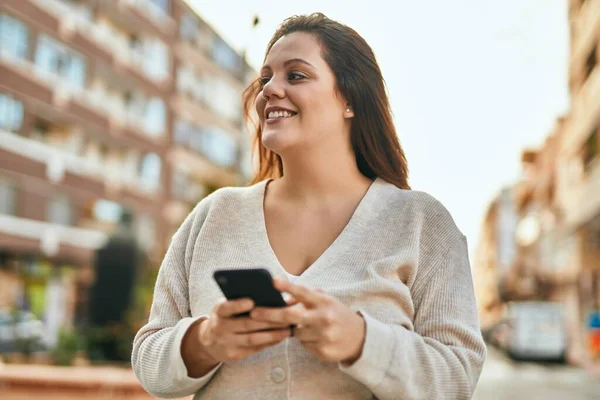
left=344, top=104, right=354, bottom=119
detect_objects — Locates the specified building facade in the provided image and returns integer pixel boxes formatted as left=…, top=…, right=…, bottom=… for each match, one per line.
left=474, top=0, right=600, bottom=366
left=0, top=0, right=254, bottom=349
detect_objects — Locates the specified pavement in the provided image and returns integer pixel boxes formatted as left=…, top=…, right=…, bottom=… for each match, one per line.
left=473, top=346, right=600, bottom=400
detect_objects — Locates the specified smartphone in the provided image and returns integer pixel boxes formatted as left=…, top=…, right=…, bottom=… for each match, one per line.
left=213, top=268, right=287, bottom=317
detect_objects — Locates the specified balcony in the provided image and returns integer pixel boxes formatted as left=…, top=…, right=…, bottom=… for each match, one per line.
left=0, top=214, right=107, bottom=253
left=0, top=52, right=165, bottom=150
left=118, top=0, right=176, bottom=38
left=168, top=146, right=238, bottom=189
left=172, top=94, right=241, bottom=139
left=561, top=158, right=600, bottom=227
left=25, top=0, right=171, bottom=91
left=175, top=40, right=246, bottom=90
left=0, top=129, right=161, bottom=199
left=563, top=65, right=600, bottom=153
left=569, top=0, right=600, bottom=78
left=29, top=0, right=111, bottom=59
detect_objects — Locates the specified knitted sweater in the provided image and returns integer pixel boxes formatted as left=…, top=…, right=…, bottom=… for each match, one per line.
left=132, top=177, right=486, bottom=399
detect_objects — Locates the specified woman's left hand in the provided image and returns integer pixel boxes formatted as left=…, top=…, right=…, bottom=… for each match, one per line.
left=250, top=278, right=366, bottom=365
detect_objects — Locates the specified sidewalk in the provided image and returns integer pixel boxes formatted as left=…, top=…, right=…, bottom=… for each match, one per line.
left=0, top=362, right=192, bottom=400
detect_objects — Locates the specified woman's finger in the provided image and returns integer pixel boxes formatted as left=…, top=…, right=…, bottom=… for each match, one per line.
left=283, top=292, right=299, bottom=306
left=231, top=328, right=291, bottom=348
left=274, top=279, right=328, bottom=308
left=215, top=298, right=254, bottom=318
left=250, top=303, right=305, bottom=325
left=225, top=317, right=291, bottom=333
left=292, top=325, right=319, bottom=342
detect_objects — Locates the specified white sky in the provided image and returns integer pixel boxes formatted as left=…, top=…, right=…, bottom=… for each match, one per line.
left=190, top=0, right=570, bottom=256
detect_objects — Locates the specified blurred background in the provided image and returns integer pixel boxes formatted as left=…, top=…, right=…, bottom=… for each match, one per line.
left=0, top=0, right=598, bottom=399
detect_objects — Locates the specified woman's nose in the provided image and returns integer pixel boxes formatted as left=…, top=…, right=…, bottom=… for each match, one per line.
left=262, top=77, right=285, bottom=100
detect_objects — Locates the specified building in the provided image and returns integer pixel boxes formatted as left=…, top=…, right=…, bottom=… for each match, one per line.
left=0, top=0, right=254, bottom=349
left=559, top=0, right=600, bottom=363
left=474, top=0, right=600, bottom=366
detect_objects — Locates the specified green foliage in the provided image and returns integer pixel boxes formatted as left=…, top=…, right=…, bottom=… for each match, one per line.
left=51, top=328, right=86, bottom=366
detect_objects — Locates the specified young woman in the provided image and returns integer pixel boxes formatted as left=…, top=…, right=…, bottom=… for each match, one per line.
left=132, top=13, right=486, bottom=400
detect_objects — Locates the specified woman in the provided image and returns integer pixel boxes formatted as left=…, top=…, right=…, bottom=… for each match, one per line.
left=132, top=13, right=486, bottom=400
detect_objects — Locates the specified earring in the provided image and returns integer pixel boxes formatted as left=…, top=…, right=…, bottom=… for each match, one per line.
left=346, top=108, right=351, bottom=112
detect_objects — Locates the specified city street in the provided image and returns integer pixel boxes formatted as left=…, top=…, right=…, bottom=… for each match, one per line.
left=473, top=346, right=600, bottom=400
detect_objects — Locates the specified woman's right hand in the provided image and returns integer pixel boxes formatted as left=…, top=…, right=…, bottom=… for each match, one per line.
left=197, top=298, right=293, bottom=363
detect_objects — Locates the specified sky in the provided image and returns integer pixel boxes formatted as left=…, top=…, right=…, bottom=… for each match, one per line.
left=190, top=0, right=570, bottom=257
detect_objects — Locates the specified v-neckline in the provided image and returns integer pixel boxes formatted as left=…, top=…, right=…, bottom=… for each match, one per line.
left=256, top=177, right=382, bottom=281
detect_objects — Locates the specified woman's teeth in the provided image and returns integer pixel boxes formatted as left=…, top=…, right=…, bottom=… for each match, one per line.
left=268, top=110, right=295, bottom=119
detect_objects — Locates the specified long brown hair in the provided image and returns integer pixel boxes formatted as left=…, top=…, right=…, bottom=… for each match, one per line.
left=243, top=13, right=410, bottom=189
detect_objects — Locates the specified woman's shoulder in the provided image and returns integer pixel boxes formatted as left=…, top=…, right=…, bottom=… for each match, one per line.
left=189, top=180, right=265, bottom=217
left=379, top=181, right=464, bottom=246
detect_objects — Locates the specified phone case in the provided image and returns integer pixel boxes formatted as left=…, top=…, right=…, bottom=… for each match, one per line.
left=213, top=268, right=287, bottom=316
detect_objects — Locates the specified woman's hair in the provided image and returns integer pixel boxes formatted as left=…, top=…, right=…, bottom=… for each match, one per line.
left=243, top=13, right=410, bottom=189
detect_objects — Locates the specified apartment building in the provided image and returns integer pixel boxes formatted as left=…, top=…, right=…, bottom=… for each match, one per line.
left=474, top=0, right=600, bottom=365
left=0, top=0, right=254, bottom=344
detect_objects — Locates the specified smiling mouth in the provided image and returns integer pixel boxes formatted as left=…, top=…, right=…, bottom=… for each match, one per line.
left=266, top=110, right=297, bottom=120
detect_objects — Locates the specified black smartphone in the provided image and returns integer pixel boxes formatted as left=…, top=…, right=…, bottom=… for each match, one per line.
left=213, top=268, right=287, bottom=317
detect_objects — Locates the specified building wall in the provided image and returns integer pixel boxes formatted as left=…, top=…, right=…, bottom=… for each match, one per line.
left=0, top=0, right=255, bottom=352
left=474, top=0, right=600, bottom=365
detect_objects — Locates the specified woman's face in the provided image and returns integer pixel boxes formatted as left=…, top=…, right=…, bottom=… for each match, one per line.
left=256, top=32, right=352, bottom=154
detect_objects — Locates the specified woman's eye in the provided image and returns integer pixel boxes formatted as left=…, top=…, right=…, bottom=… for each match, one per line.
left=288, top=72, right=306, bottom=81
left=259, top=76, right=270, bottom=87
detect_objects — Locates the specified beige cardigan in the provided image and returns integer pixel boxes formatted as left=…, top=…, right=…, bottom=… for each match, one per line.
left=132, top=178, right=486, bottom=399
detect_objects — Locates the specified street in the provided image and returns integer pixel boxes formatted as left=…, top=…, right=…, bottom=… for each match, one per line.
left=473, top=346, right=600, bottom=400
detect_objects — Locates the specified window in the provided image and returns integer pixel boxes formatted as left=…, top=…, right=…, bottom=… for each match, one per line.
left=0, top=14, right=29, bottom=60
left=136, top=214, right=156, bottom=251
left=209, top=79, right=241, bottom=122
left=496, top=188, right=518, bottom=271
left=585, top=45, right=597, bottom=81
left=93, top=199, right=123, bottom=223
left=0, top=176, right=17, bottom=215
left=239, top=142, right=253, bottom=178
left=144, top=97, right=166, bottom=137
left=174, top=119, right=206, bottom=154
left=539, top=230, right=576, bottom=271
left=141, top=38, right=170, bottom=81
left=0, top=94, right=24, bottom=132
left=139, top=153, right=162, bottom=191
left=47, top=194, right=73, bottom=225
left=126, top=91, right=147, bottom=121
left=174, top=119, right=191, bottom=146
left=172, top=170, right=205, bottom=203
left=202, top=128, right=237, bottom=167
left=149, top=0, right=170, bottom=14
left=35, top=35, right=86, bottom=89
left=176, top=66, right=206, bottom=103
left=212, top=37, right=242, bottom=75
left=180, top=12, right=199, bottom=42
left=583, top=129, right=598, bottom=171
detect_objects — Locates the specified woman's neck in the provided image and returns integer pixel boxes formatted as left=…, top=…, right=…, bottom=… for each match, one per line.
left=274, top=146, right=373, bottom=205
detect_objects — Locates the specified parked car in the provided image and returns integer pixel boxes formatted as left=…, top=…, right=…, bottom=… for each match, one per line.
left=504, top=301, right=567, bottom=362
left=0, top=310, right=47, bottom=353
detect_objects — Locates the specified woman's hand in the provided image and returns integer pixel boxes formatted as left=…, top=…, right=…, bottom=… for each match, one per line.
left=197, top=297, right=293, bottom=362
left=250, top=278, right=366, bottom=365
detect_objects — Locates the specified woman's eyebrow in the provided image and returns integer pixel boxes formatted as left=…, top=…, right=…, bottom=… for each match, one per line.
left=261, top=58, right=315, bottom=73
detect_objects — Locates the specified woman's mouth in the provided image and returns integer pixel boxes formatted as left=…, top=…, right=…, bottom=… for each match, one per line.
left=266, top=110, right=297, bottom=124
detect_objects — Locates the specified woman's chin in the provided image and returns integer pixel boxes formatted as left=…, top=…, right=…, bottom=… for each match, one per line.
left=261, top=130, right=295, bottom=152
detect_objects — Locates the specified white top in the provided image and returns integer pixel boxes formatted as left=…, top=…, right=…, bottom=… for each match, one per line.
left=284, top=271, right=300, bottom=282
left=132, top=177, right=486, bottom=399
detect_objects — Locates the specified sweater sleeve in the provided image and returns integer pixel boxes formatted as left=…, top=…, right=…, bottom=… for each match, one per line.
left=339, top=235, right=487, bottom=400
left=131, top=202, right=222, bottom=398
